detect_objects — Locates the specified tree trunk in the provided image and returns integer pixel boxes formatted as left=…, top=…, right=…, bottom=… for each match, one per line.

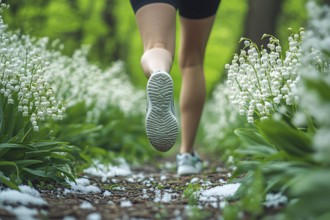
left=102, top=0, right=120, bottom=60
left=241, top=0, right=283, bottom=48
left=218, top=0, right=283, bottom=83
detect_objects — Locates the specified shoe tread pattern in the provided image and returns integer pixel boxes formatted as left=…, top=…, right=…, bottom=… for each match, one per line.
left=146, top=72, right=178, bottom=152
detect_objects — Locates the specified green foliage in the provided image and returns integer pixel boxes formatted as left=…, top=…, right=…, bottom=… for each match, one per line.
left=1, top=3, right=326, bottom=220
left=277, top=0, right=308, bottom=50
left=44, top=96, right=160, bottom=164
left=0, top=140, right=82, bottom=188
left=3, top=0, right=112, bottom=66
left=154, top=205, right=171, bottom=220
left=222, top=204, right=241, bottom=220
left=241, top=168, right=264, bottom=215
left=231, top=117, right=329, bottom=218
left=211, top=2, right=330, bottom=218
left=286, top=169, right=330, bottom=219
left=185, top=206, right=212, bottom=220
left=256, top=119, right=313, bottom=158
left=183, top=182, right=202, bottom=205
left=0, top=6, right=87, bottom=189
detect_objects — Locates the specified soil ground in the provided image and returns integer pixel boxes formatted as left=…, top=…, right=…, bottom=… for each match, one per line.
left=0, top=156, right=254, bottom=220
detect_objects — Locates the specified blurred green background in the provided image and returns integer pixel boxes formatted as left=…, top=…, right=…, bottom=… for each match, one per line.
left=2, top=0, right=308, bottom=99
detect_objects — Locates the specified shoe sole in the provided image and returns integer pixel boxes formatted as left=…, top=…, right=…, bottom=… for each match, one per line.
left=146, top=72, right=178, bottom=152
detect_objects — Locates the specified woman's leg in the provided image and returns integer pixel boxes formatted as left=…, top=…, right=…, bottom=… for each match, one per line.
left=178, top=16, right=217, bottom=154
left=134, top=3, right=179, bottom=152
left=135, top=3, right=176, bottom=77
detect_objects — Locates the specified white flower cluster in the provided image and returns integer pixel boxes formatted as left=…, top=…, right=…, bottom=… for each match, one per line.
left=225, top=31, right=304, bottom=123
left=298, top=2, right=330, bottom=162
left=43, top=46, right=145, bottom=123
left=0, top=9, right=64, bottom=131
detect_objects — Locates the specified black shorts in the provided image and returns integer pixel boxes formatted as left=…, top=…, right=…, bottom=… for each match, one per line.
left=130, top=0, right=221, bottom=19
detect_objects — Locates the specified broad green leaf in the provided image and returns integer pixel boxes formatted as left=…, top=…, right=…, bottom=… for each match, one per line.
left=256, top=119, right=313, bottom=157
left=55, top=167, right=76, bottom=182
left=14, top=159, right=43, bottom=167
left=0, top=173, right=19, bottom=190
left=0, top=142, right=35, bottom=150
left=242, top=168, right=264, bottom=214
left=49, top=147, right=77, bottom=153
left=0, top=143, right=25, bottom=149
left=289, top=169, right=330, bottom=196
left=25, top=150, right=52, bottom=158
left=22, top=167, right=50, bottom=178
left=235, top=128, right=271, bottom=146
left=0, top=143, right=26, bottom=158
left=264, top=175, right=285, bottom=192
left=302, top=76, right=330, bottom=101
left=1, top=148, right=26, bottom=160
left=235, top=161, right=260, bottom=174
left=50, top=152, right=71, bottom=159
left=23, top=167, right=65, bottom=183
left=0, top=98, right=3, bottom=135
left=29, top=141, right=62, bottom=148
left=48, top=156, right=71, bottom=164
left=58, top=124, right=101, bottom=140
left=0, top=161, right=20, bottom=180
left=3, top=102, right=15, bottom=141
left=236, top=145, right=278, bottom=157
left=261, top=161, right=309, bottom=175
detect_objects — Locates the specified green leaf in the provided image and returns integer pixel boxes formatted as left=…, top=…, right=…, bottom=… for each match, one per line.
left=256, top=119, right=313, bottom=157
left=0, top=173, right=19, bottom=190
left=223, top=204, right=240, bottom=220
left=236, top=145, right=278, bottom=158
left=0, top=143, right=33, bottom=159
left=1, top=148, right=26, bottom=160
left=14, top=159, right=43, bottom=167
left=55, top=167, right=76, bottom=182
left=290, top=169, right=330, bottom=196
left=29, top=141, right=62, bottom=148
left=3, top=101, right=15, bottom=141
left=22, top=167, right=49, bottom=178
left=23, top=167, right=65, bottom=183
left=25, top=150, right=52, bottom=158
left=235, top=128, right=271, bottom=146
left=302, top=76, right=330, bottom=101
left=232, top=171, right=254, bottom=199
left=0, top=143, right=25, bottom=149
left=0, top=98, right=4, bottom=135
left=0, top=142, right=34, bottom=150
left=49, top=152, right=72, bottom=161
left=241, top=168, right=264, bottom=215
left=0, top=161, right=20, bottom=182
left=58, top=124, right=101, bottom=141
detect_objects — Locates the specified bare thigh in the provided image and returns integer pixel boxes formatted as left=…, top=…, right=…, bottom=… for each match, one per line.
left=179, top=16, right=216, bottom=68
left=135, top=3, right=177, bottom=55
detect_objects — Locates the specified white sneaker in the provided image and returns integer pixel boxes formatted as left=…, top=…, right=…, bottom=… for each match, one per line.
left=177, top=153, right=202, bottom=176
left=146, top=71, right=178, bottom=152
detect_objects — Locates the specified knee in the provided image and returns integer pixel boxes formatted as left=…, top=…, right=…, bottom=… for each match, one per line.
left=178, top=49, right=204, bottom=70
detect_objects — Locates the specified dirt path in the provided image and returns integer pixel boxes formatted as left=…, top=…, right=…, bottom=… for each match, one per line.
left=0, top=159, right=237, bottom=220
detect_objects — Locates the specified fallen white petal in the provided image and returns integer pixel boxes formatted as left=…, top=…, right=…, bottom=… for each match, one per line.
left=120, top=200, right=132, bottom=207
left=200, top=183, right=241, bottom=198
left=0, top=190, right=47, bottom=206
left=80, top=201, right=94, bottom=209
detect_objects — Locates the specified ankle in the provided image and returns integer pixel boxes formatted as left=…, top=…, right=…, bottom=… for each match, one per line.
left=179, top=148, right=194, bottom=154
